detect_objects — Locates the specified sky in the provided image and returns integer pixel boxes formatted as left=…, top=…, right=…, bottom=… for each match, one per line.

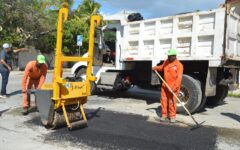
left=72, top=0, right=226, bottom=19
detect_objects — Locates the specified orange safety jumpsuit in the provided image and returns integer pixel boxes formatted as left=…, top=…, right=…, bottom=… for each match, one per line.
left=153, top=59, right=183, bottom=119
left=22, top=61, right=48, bottom=108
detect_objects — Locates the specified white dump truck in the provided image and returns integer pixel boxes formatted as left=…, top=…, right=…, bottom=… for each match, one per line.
left=72, top=1, right=240, bottom=113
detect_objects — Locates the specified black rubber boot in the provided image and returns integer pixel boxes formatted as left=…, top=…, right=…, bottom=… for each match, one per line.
left=22, top=108, right=29, bottom=115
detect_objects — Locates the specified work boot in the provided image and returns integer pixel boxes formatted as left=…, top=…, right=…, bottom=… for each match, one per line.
left=0, top=95, right=7, bottom=99
left=22, top=108, right=29, bottom=116
left=160, top=117, right=168, bottom=122
left=3, top=94, right=10, bottom=98
left=0, top=93, right=10, bottom=98
left=170, top=118, right=176, bottom=123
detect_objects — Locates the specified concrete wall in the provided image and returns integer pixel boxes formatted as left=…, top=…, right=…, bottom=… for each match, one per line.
left=18, top=48, right=55, bottom=70
left=18, top=48, right=74, bottom=70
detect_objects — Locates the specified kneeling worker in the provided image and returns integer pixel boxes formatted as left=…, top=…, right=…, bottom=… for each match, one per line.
left=152, top=49, right=183, bottom=123
left=22, top=55, right=48, bottom=115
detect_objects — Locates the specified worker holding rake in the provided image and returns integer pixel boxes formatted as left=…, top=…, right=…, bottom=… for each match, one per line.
left=152, top=49, right=183, bottom=123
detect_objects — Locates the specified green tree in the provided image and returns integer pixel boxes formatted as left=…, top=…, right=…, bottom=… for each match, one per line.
left=0, top=0, right=74, bottom=52
left=61, top=0, right=102, bottom=55
left=0, top=0, right=54, bottom=48
left=75, top=0, right=101, bottom=24
left=104, top=30, right=116, bottom=42
left=0, top=0, right=102, bottom=55
left=62, top=18, right=89, bottom=55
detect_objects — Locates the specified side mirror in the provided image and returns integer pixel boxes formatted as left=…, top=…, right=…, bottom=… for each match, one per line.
left=98, top=30, right=103, bottom=49
left=93, top=27, right=104, bottom=66
left=95, top=27, right=105, bottom=50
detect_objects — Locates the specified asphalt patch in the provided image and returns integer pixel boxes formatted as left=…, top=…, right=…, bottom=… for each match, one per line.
left=24, top=114, right=43, bottom=127
left=45, top=108, right=217, bottom=150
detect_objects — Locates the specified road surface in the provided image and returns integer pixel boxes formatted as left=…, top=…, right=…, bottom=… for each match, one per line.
left=0, top=71, right=239, bottom=150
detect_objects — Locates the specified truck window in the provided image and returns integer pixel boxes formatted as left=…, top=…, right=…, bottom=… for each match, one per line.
left=102, top=29, right=116, bottom=66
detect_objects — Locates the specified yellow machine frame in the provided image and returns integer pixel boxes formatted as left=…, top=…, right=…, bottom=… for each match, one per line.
left=42, top=3, right=101, bottom=129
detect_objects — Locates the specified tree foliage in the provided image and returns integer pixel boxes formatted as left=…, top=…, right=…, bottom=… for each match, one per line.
left=75, top=0, right=101, bottom=24
left=62, top=0, right=102, bottom=55
left=104, top=30, right=116, bottom=42
left=0, top=0, right=102, bottom=55
left=62, top=17, right=89, bottom=55
left=0, top=0, right=58, bottom=49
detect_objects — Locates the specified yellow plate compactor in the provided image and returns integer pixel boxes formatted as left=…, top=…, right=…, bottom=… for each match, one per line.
left=34, top=3, right=101, bottom=130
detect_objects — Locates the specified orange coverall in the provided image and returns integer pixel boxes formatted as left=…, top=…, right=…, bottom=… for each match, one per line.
left=22, top=61, right=48, bottom=108
left=153, top=59, right=183, bottom=119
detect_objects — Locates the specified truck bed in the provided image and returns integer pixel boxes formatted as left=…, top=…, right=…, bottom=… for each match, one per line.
left=120, top=4, right=240, bottom=66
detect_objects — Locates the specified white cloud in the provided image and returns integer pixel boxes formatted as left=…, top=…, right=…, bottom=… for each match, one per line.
left=102, top=0, right=225, bottom=18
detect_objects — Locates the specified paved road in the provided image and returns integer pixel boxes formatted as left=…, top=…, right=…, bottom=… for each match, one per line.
left=46, top=109, right=217, bottom=150
left=0, top=71, right=239, bottom=150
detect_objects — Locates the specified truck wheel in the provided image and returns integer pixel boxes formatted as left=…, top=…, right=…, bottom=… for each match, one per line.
left=177, top=75, right=202, bottom=114
left=76, top=67, right=98, bottom=95
left=113, top=75, right=132, bottom=92
left=206, top=85, right=229, bottom=106
left=196, top=82, right=207, bottom=112
left=196, top=96, right=207, bottom=112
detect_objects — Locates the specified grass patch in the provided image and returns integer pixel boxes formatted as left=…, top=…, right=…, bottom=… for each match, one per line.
left=228, top=92, right=240, bottom=98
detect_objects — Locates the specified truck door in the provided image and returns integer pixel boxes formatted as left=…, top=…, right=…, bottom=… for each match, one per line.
left=102, top=29, right=117, bottom=67
left=93, top=28, right=104, bottom=66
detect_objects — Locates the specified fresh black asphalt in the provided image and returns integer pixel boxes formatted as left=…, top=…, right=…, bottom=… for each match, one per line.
left=43, top=108, right=217, bottom=150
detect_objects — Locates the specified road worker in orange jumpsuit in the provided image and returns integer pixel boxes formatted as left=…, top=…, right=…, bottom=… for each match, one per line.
left=22, top=55, right=48, bottom=115
left=152, top=49, right=183, bottom=123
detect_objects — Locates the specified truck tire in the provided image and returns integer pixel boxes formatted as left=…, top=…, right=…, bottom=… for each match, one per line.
left=196, top=82, right=207, bottom=113
left=196, top=96, right=207, bottom=113
left=113, top=75, right=132, bottom=92
left=206, top=85, right=229, bottom=106
left=177, top=75, right=202, bottom=114
left=76, top=67, right=98, bottom=95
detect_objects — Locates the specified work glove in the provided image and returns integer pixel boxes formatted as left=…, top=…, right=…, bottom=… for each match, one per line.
left=27, top=89, right=36, bottom=94
left=152, top=66, right=158, bottom=71
left=22, top=89, right=34, bottom=94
